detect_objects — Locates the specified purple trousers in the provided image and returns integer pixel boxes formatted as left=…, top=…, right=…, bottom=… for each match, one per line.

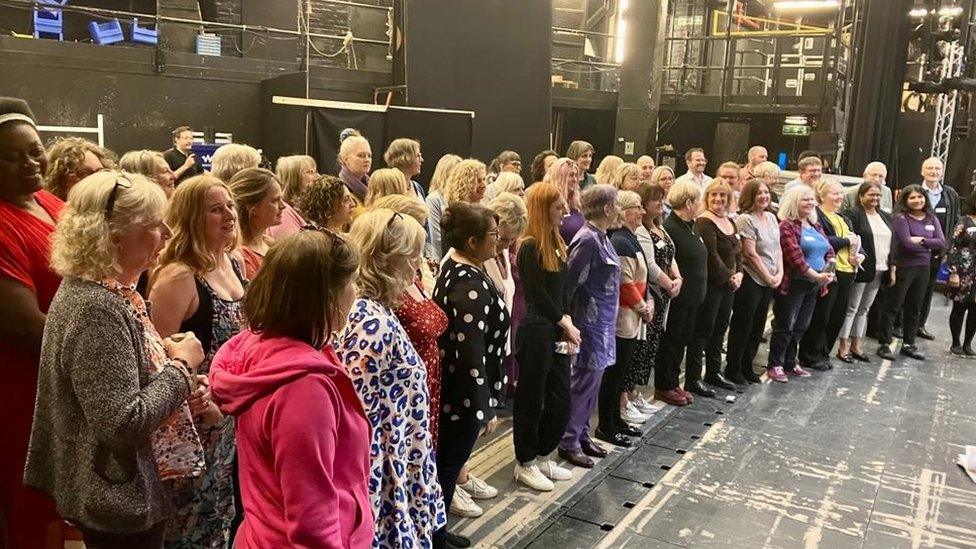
left=559, top=365, right=604, bottom=451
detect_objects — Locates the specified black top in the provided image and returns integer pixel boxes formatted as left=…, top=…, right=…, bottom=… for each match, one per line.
left=177, top=259, right=246, bottom=352
left=664, top=213, right=708, bottom=307
left=517, top=238, right=568, bottom=325
left=696, top=217, right=742, bottom=287
left=434, top=257, right=511, bottom=424
left=163, top=147, right=204, bottom=185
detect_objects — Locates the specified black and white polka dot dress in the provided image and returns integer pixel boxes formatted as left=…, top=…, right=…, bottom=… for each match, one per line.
left=433, top=257, right=511, bottom=425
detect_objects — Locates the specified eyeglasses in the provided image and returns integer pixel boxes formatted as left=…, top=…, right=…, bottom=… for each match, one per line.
left=105, top=177, right=133, bottom=220
left=386, top=210, right=404, bottom=228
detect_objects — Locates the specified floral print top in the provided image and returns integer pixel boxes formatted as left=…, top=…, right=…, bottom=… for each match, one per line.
left=336, top=297, right=447, bottom=549
left=96, top=278, right=204, bottom=481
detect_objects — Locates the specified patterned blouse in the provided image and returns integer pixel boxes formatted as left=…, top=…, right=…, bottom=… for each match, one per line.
left=434, top=257, right=511, bottom=425
left=97, top=279, right=204, bottom=480
left=394, top=281, right=449, bottom=445
left=336, top=298, right=446, bottom=549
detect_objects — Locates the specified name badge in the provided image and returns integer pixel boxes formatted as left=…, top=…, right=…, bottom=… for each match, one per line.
left=655, top=240, right=666, bottom=249
left=734, top=233, right=741, bottom=240
left=803, top=236, right=816, bottom=242
left=936, top=207, right=947, bottom=213
left=966, top=227, right=976, bottom=234
left=925, top=224, right=935, bottom=231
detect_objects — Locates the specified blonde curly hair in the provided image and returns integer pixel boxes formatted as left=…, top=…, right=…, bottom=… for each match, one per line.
left=51, top=171, right=167, bottom=280
left=444, top=159, right=487, bottom=203
left=347, top=208, right=426, bottom=309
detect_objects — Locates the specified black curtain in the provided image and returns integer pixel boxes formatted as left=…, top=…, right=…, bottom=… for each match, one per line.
left=844, top=0, right=913, bottom=187
left=310, top=108, right=386, bottom=175
left=310, top=106, right=473, bottom=187
left=384, top=107, right=473, bottom=188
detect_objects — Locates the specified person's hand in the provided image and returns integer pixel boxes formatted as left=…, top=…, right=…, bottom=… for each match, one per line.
left=645, top=299, right=655, bottom=322
left=889, top=267, right=897, bottom=287
left=670, top=278, right=683, bottom=298
left=199, top=402, right=223, bottom=425
left=483, top=416, right=499, bottom=436
left=187, top=375, right=211, bottom=416
left=949, top=273, right=961, bottom=288
left=182, top=153, right=196, bottom=168
left=955, top=224, right=964, bottom=237
left=164, top=332, right=204, bottom=372
left=730, top=272, right=743, bottom=291
left=559, top=316, right=582, bottom=347
left=910, top=236, right=925, bottom=245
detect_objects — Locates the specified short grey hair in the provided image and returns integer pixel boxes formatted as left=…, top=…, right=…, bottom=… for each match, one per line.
left=580, top=184, right=618, bottom=222
left=753, top=161, right=781, bottom=180
left=211, top=143, right=261, bottom=182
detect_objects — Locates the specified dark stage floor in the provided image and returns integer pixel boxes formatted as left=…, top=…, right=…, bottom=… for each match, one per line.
left=455, top=300, right=976, bottom=548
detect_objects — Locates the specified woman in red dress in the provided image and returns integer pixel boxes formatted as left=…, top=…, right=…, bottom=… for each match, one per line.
left=0, top=97, right=65, bottom=549
left=395, top=275, right=449, bottom=446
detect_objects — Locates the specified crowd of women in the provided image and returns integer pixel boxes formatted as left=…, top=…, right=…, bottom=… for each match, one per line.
left=0, top=94, right=968, bottom=549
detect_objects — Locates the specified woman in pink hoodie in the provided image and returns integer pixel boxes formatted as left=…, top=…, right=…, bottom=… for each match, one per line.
left=210, top=229, right=374, bottom=549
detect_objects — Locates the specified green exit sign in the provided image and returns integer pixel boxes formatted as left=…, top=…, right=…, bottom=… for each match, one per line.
left=783, top=124, right=811, bottom=136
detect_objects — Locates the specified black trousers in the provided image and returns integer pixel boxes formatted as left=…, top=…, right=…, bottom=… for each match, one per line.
left=686, top=284, right=734, bottom=383
left=434, top=415, right=482, bottom=542
left=918, top=253, right=942, bottom=329
left=598, top=337, right=636, bottom=435
left=655, top=302, right=698, bottom=391
left=799, top=271, right=855, bottom=365
left=768, top=278, right=820, bottom=369
left=879, top=264, right=931, bottom=346
left=512, top=318, right=571, bottom=464
left=79, top=522, right=165, bottom=549
left=726, top=276, right=773, bottom=378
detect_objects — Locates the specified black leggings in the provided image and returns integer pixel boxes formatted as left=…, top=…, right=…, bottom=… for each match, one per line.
left=949, top=300, right=976, bottom=347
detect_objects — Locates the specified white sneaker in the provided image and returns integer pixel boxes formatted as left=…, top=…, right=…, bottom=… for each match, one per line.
left=450, top=487, right=484, bottom=517
left=633, top=395, right=662, bottom=415
left=537, top=459, right=573, bottom=481
left=620, top=402, right=650, bottom=424
left=457, top=473, right=498, bottom=499
left=514, top=463, right=555, bottom=491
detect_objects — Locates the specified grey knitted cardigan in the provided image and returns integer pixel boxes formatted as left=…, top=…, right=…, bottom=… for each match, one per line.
left=24, top=277, right=192, bottom=533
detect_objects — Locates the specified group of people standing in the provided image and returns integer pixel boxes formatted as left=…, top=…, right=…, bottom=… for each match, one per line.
left=0, top=92, right=968, bottom=549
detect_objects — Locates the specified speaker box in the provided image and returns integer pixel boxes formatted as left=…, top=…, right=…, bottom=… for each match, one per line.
left=713, top=122, right=750, bottom=165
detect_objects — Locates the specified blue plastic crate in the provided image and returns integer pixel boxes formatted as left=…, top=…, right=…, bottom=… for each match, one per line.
left=89, top=19, right=124, bottom=45
left=33, top=0, right=67, bottom=40
left=130, top=18, right=157, bottom=45
left=195, top=33, right=222, bottom=56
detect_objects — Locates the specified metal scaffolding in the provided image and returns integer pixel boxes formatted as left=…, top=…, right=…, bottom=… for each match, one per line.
left=931, top=40, right=965, bottom=178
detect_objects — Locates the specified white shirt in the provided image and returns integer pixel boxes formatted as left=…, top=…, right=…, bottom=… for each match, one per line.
left=866, top=212, right=891, bottom=272
left=675, top=171, right=712, bottom=190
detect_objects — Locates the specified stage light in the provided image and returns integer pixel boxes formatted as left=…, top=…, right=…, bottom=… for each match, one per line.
left=938, top=5, right=963, bottom=17
left=909, top=7, right=929, bottom=17
left=772, top=0, right=841, bottom=11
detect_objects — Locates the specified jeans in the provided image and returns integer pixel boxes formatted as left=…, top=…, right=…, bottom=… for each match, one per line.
left=879, top=264, right=931, bottom=347
left=654, top=302, right=698, bottom=391
left=726, top=276, right=773, bottom=378
left=512, top=318, right=571, bottom=464
left=686, top=284, right=734, bottom=382
left=839, top=273, right=883, bottom=339
left=434, top=416, right=483, bottom=543
left=768, top=278, right=820, bottom=369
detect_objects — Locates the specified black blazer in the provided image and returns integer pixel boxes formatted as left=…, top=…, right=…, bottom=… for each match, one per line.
left=843, top=207, right=895, bottom=284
